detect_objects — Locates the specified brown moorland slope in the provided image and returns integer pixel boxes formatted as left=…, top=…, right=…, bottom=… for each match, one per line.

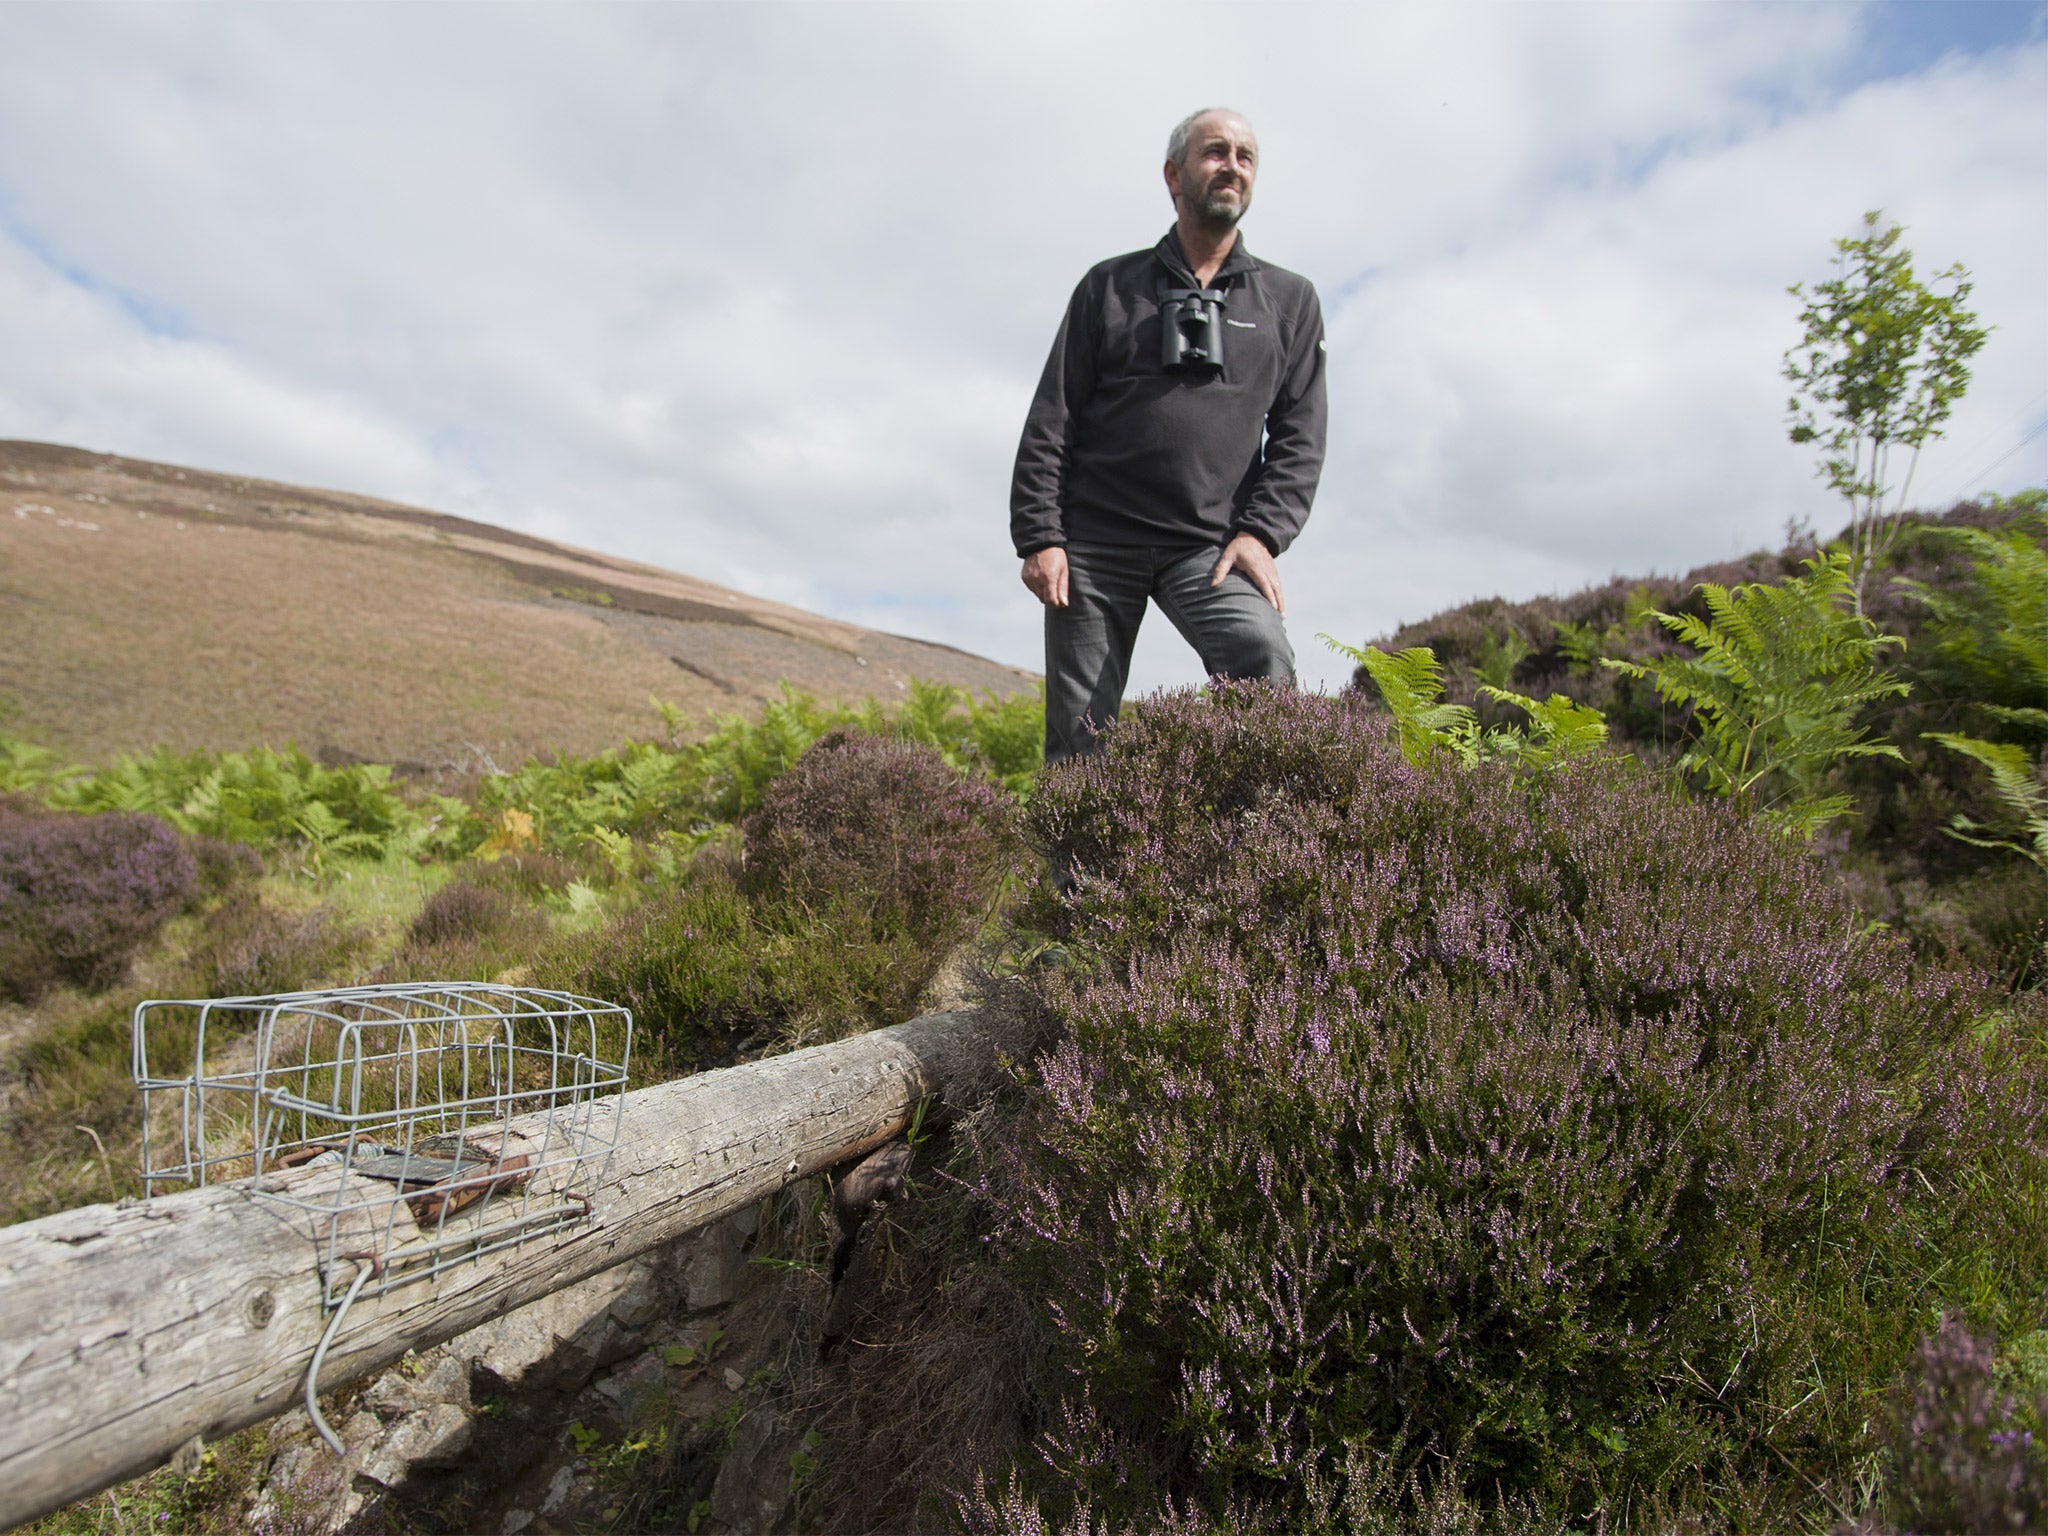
left=0, top=440, right=1032, bottom=767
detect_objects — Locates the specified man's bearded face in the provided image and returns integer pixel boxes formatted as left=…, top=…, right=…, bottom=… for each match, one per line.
left=1173, top=114, right=1258, bottom=229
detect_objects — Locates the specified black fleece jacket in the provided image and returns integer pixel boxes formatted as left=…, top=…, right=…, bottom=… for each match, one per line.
left=1010, top=227, right=1327, bottom=559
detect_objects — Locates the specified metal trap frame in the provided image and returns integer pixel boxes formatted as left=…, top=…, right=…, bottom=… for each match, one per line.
left=133, top=982, right=632, bottom=1306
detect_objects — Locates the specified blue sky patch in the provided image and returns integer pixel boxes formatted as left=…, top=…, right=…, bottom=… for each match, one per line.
left=1850, top=0, right=2048, bottom=85
left=0, top=201, right=189, bottom=341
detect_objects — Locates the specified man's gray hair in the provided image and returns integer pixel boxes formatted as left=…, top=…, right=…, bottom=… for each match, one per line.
left=1166, top=107, right=1247, bottom=168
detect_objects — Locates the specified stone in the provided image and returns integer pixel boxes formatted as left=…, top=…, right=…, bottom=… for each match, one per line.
left=592, top=1351, right=669, bottom=1431
left=538, top=1463, right=578, bottom=1517
left=248, top=1444, right=339, bottom=1535
left=501, top=1511, right=535, bottom=1535
left=722, top=1366, right=745, bottom=1393
left=606, top=1265, right=662, bottom=1330
left=340, top=1409, right=383, bottom=1457
left=454, top=1262, right=651, bottom=1390
left=416, top=1353, right=471, bottom=1407
left=249, top=1468, right=292, bottom=1528
left=731, top=1199, right=762, bottom=1240
left=255, top=1409, right=378, bottom=1534
left=363, top=1349, right=468, bottom=1419
left=362, top=1371, right=419, bottom=1420
left=707, top=1406, right=792, bottom=1535
left=682, top=1212, right=754, bottom=1311
left=359, top=1403, right=474, bottom=1488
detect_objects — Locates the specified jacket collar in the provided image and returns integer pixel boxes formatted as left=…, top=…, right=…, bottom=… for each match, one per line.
left=1158, top=226, right=1258, bottom=288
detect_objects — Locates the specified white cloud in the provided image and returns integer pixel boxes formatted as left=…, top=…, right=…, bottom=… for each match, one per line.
left=0, top=3, right=2040, bottom=697
left=1297, top=39, right=2047, bottom=685
left=0, top=224, right=457, bottom=497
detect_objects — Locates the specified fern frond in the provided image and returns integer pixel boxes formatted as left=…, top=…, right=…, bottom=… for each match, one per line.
left=1926, top=731, right=2048, bottom=868
left=1761, top=793, right=1858, bottom=840
left=1604, top=553, right=1904, bottom=833
left=1981, top=705, right=2048, bottom=741
left=0, top=738, right=78, bottom=795
left=1480, top=687, right=1609, bottom=765
left=1324, top=637, right=1480, bottom=767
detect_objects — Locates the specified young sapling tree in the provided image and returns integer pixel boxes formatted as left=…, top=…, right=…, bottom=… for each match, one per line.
left=1783, top=210, right=1989, bottom=613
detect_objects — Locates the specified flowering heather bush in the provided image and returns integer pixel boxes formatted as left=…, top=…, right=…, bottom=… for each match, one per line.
left=408, top=880, right=522, bottom=949
left=0, top=808, right=197, bottom=999
left=192, top=893, right=367, bottom=998
left=1866, top=1315, right=2046, bottom=1533
left=988, top=681, right=2045, bottom=1527
left=742, top=730, right=1021, bottom=949
left=561, top=735, right=1021, bottom=1070
left=562, top=866, right=936, bottom=1070
left=375, top=877, right=552, bottom=987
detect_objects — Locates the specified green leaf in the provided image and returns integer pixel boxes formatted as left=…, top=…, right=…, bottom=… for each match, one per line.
left=1323, top=638, right=1478, bottom=767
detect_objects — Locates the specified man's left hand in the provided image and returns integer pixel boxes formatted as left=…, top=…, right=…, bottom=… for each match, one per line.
left=1210, top=531, right=1285, bottom=614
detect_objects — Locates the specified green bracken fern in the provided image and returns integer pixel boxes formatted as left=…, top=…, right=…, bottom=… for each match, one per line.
left=1903, top=512, right=2048, bottom=734
left=1325, top=641, right=1480, bottom=765
left=1324, top=638, right=1607, bottom=771
left=1479, top=686, right=1611, bottom=769
left=1905, top=511, right=2048, bottom=871
left=0, top=678, right=1045, bottom=866
left=1924, top=733, right=2048, bottom=869
left=1605, top=552, right=1907, bottom=836
left=0, top=738, right=73, bottom=796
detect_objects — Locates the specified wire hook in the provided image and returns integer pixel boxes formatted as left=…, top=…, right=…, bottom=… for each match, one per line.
left=306, top=1253, right=379, bottom=1455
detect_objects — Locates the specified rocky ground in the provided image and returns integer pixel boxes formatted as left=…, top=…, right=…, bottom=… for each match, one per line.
left=251, top=1197, right=824, bottom=1536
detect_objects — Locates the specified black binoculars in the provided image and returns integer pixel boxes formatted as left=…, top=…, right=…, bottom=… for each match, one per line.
left=1158, top=283, right=1227, bottom=374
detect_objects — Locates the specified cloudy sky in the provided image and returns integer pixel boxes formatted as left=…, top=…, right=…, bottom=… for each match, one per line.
left=2, top=2, right=2043, bottom=694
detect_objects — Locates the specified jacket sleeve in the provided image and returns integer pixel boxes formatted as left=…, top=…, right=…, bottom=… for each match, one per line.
left=1232, top=284, right=1327, bottom=557
left=1009, top=273, right=1101, bottom=557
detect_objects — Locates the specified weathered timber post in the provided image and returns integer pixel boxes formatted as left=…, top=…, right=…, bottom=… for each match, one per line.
left=0, top=1007, right=1005, bottom=1531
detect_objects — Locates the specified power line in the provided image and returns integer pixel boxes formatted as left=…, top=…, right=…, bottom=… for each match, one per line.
left=1931, top=387, right=2048, bottom=505
left=1943, top=416, right=2048, bottom=501
left=1942, top=387, right=2048, bottom=467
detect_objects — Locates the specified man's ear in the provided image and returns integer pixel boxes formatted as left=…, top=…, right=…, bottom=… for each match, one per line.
left=1162, top=157, right=1183, bottom=208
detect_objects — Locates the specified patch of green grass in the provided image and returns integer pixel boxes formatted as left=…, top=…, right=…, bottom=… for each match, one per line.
left=19, top=1424, right=277, bottom=1536
left=302, top=853, right=459, bottom=934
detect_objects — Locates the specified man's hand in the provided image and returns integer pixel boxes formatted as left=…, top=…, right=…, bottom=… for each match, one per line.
left=1022, top=546, right=1070, bottom=608
left=1211, top=531, right=1284, bottom=614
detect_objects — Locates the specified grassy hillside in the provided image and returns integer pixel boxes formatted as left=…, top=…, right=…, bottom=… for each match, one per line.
left=0, top=440, right=1032, bottom=769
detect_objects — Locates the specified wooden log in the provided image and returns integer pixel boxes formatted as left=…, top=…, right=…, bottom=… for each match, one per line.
left=0, top=1006, right=1006, bottom=1531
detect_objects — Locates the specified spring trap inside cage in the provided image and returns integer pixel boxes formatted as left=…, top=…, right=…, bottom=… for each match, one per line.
left=133, top=982, right=633, bottom=1304
left=135, top=983, right=633, bottom=1450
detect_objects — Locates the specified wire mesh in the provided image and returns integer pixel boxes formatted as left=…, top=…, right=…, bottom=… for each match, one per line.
left=133, top=983, right=631, bottom=1304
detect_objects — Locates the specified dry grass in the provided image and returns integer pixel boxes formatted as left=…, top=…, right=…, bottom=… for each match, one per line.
left=775, top=979, right=1056, bottom=1533
left=783, top=1106, right=1046, bottom=1534
left=0, top=440, right=1033, bottom=770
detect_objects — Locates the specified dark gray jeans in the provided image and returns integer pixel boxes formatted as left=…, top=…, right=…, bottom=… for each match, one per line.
left=1044, top=541, right=1295, bottom=765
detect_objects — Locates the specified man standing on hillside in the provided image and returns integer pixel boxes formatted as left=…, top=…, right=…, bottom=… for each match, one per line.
left=1011, top=107, right=1327, bottom=765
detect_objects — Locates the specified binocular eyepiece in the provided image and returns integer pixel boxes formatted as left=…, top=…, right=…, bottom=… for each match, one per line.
left=1159, top=283, right=1227, bottom=374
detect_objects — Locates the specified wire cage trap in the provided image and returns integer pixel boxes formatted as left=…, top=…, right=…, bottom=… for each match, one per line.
left=134, top=982, right=633, bottom=1305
